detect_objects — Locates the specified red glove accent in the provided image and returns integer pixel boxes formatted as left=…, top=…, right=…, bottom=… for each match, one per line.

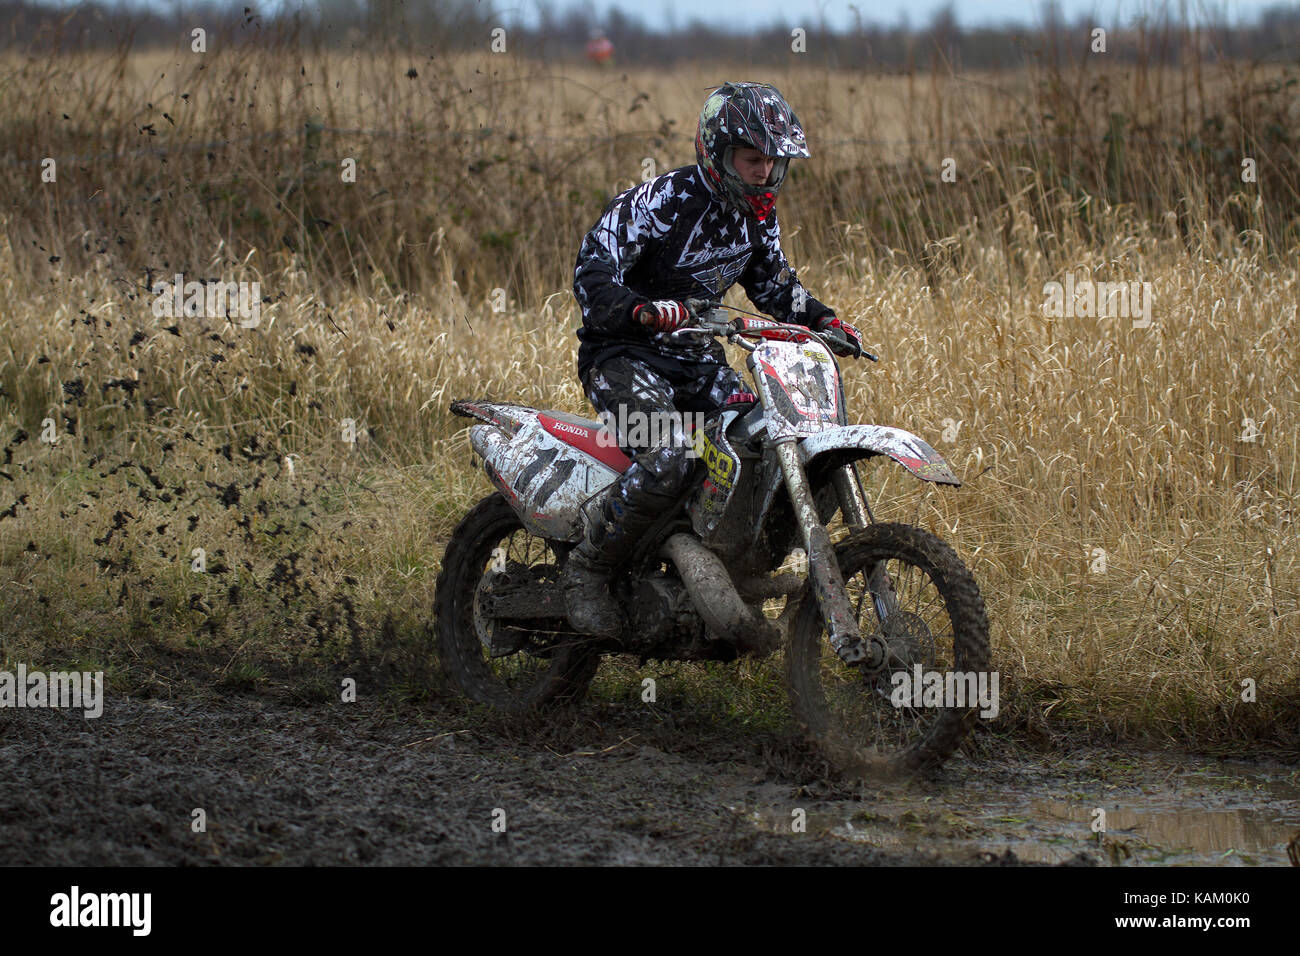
left=635, top=300, right=691, bottom=334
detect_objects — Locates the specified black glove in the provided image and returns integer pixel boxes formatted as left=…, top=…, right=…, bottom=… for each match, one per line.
left=814, top=315, right=863, bottom=358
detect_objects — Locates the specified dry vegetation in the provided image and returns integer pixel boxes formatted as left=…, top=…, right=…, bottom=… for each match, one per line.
left=1, top=39, right=1298, bottom=747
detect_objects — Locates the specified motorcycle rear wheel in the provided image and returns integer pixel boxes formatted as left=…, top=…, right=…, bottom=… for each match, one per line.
left=786, top=522, right=991, bottom=776
left=435, top=493, right=599, bottom=711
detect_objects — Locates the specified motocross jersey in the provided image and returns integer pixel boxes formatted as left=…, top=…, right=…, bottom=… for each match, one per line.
left=573, top=163, right=834, bottom=382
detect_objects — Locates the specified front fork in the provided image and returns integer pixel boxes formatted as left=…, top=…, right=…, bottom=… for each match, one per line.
left=830, top=462, right=900, bottom=624
left=775, top=441, right=880, bottom=666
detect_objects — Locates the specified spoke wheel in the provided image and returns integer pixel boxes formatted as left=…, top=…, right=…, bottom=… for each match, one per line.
left=435, top=494, right=598, bottom=711
left=787, top=522, right=991, bottom=776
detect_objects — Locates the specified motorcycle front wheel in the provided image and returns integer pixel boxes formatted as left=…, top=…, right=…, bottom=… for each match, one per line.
left=435, top=493, right=599, bottom=711
left=786, top=522, right=991, bottom=776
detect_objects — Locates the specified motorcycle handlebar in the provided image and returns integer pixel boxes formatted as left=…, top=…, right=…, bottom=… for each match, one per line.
left=681, top=298, right=878, bottom=362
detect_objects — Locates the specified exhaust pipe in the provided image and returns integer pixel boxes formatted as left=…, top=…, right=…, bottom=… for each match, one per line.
left=661, top=534, right=780, bottom=654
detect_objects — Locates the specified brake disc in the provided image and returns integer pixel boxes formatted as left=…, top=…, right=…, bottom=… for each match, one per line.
left=881, top=610, right=936, bottom=670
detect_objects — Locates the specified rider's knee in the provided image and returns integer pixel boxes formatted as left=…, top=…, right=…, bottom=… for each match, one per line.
left=636, top=444, right=695, bottom=495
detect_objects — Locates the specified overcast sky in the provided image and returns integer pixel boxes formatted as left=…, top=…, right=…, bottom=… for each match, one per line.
left=55, top=0, right=1286, bottom=33
left=506, top=0, right=1283, bottom=32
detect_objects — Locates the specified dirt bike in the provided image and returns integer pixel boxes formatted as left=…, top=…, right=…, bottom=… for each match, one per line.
left=436, top=300, right=991, bottom=774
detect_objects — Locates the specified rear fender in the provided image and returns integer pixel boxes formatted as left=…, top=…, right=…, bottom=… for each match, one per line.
left=451, top=399, right=535, bottom=437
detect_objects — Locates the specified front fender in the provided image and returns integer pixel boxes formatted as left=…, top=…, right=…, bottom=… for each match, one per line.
left=798, top=425, right=961, bottom=486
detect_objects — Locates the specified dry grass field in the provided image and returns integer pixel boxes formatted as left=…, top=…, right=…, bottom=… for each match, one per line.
left=1, top=41, right=1298, bottom=748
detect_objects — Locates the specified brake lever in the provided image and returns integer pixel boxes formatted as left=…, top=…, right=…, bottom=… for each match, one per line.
left=666, top=326, right=716, bottom=342
left=684, top=297, right=722, bottom=317
left=675, top=297, right=732, bottom=339
left=817, top=329, right=878, bottom=362
left=835, top=343, right=880, bottom=362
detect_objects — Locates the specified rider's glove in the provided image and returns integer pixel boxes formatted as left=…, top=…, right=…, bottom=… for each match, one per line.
left=814, top=315, right=863, bottom=358
left=634, top=300, right=691, bottom=334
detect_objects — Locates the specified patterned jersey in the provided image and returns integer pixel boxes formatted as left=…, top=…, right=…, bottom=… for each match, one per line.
left=572, top=163, right=834, bottom=381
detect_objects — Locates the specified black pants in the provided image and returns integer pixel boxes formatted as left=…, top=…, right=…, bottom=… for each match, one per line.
left=580, top=355, right=748, bottom=546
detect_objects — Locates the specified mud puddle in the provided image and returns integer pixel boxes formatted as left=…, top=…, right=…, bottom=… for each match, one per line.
left=738, top=752, right=1300, bottom=865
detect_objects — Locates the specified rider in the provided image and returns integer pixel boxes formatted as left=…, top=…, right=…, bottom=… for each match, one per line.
left=565, top=80, right=864, bottom=638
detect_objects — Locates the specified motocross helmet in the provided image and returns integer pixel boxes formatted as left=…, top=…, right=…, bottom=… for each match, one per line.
left=694, top=81, right=809, bottom=222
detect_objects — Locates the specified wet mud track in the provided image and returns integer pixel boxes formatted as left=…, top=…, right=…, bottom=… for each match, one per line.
left=3, top=694, right=1297, bottom=865
left=1, top=694, right=924, bottom=865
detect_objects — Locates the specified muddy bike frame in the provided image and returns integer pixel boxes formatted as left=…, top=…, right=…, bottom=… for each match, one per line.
left=674, top=300, right=962, bottom=668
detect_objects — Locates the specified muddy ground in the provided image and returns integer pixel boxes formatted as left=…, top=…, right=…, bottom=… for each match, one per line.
left=4, top=685, right=1298, bottom=866
left=0, top=690, right=943, bottom=865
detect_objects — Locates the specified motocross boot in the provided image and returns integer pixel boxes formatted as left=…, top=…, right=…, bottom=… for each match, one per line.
left=562, top=488, right=668, bottom=639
